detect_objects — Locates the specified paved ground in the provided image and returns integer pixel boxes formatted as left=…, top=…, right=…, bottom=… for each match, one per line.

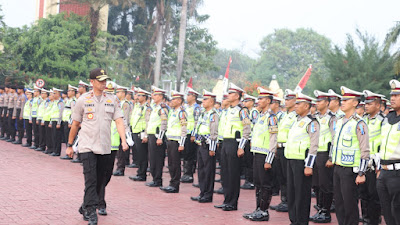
left=0, top=139, right=341, bottom=225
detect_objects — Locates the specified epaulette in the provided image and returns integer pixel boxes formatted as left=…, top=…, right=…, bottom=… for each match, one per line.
left=376, top=113, right=384, bottom=122
left=180, top=105, right=186, bottom=111
left=307, top=114, right=318, bottom=122
left=328, top=111, right=335, bottom=117
left=160, top=103, right=167, bottom=108
left=353, top=114, right=362, bottom=122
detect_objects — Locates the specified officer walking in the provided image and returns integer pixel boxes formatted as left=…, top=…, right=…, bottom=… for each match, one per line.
left=66, top=68, right=128, bottom=225
left=243, top=87, right=277, bottom=222
left=214, top=83, right=251, bottom=211
left=331, top=86, right=369, bottom=225
left=376, top=80, right=400, bottom=225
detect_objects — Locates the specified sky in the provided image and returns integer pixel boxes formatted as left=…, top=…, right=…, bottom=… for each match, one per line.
left=1, top=0, right=400, bottom=58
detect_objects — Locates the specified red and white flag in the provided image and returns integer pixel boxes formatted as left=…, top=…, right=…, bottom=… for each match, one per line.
left=223, top=56, right=232, bottom=92
left=294, top=65, right=312, bottom=93
left=187, top=77, right=193, bottom=88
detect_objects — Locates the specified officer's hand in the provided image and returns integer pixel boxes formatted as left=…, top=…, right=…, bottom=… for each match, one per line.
left=29, top=120, right=32, bottom=124
left=264, top=163, right=272, bottom=170
left=237, top=148, right=244, bottom=157
left=376, top=170, right=381, bottom=179
left=48, top=124, right=52, bottom=128
left=56, top=124, right=61, bottom=129
left=304, top=167, right=313, bottom=176
left=66, top=147, right=74, bottom=158
left=68, top=124, right=71, bottom=128
left=12, top=116, right=16, bottom=119
left=36, top=121, right=39, bottom=125
left=41, top=122, right=44, bottom=126
left=190, top=136, right=195, bottom=142
left=178, top=146, right=184, bottom=152
left=142, top=137, right=148, bottom=143
left=156, top=138, right=163, bottom=146
left=122, top=142, right=129, bottom=151
left=325, top=160, right=334, bottom=168
left=355, top=175, right=366, bottom=185
left=209, top=151, right=215, bottom=157
left=19, top=117, right=22, bottom=120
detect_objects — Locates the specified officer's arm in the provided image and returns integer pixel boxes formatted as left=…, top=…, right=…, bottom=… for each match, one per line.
left=305, top=120, right=320, bottom=168
left=57, top=102, right=64, bottom=125
left=266, top=115, right=278, bottom=164
left=209, top=113, right=219, bottom=151
left=115, top=117, right=127, bottom=144
left=143, top=106, right=152, bottom=138
left=239, top=108, right=251, bottom=149
left=159, top=107, right=168, bottom=139
left=329, top=115, right=337, bottom=140
left=356, top=121, right=370, bottom=173
left=191, top=107, right=201, bottom=136
left=179, top=110, right=188, bottom=146
left=122, top=102, right=130, bottom=132
left=68, top=120, right=81, bottom=145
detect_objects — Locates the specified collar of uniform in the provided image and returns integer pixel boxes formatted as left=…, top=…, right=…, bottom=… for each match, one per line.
left=317, top=109, right=331, bottom=118
left=367, top=112, right=381, bottom=120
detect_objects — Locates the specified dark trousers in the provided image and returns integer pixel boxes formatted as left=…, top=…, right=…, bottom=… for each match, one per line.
left=253, top=153, right=273, bottom=211
left=39, top=121, right=47, bottom=149
left=98, top=150, right=117, bottom=209
left=116, top=142, right=129, bottom=173
left=197, top=143, right=216, bottom=199
left=275, top=147, right=288, bottom=202
left=377, top=169, right=400, bottom=225
left=358, top=169, right=381, bottom=225
left=312, top=151, right=334, bottom=211
left=8, top=108, right=15, bottom=139
left=16, top=109, right=23, bottom=141
left=51, top=121, right=62, bottom=154
left=242, top=142, right=253, bottom=183
left=0, top=107, right=5, bottom=137
left=333, top=166, right=359, bottom=225
left=287, top=159, right=312, bottom=225
left=46, top=123, right=54, bottom=153
left=221, top=139, right=241, bottom=207
left=133, top=133, right=148, bottom=178
left=24, top=119, right=32, bottom=145
left=167, top=140, right=181, bottom=189
left=182, top=134, right=197, bottom=177
left=81, top=152, right=114, bottom=210
left=62, top=121, right=70, bottom=147
left=32, top=117, right=39, bottom=147
left=148, top=134, right=165, bottom=185
left=0, top=107, right=3, bottom=135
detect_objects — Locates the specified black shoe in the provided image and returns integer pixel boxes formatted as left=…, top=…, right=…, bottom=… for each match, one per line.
left=214, top=204, right=226, bottom=209
left=113, top=170, right=124, bottom=176
left=214, top=187, right=224, bottom=194
left=275, top=202, right=288, bottom=212
left=146, top=181, right=162, bottom=187
left=310, top=210, right=322, bottom=221
left=29, top=145, right=37, bottom=149
left=311, top=191, right=317, bottom=198
left=43, top=151, right=52, bottom=154
left=60, top=155, right=72, bottom=160
left=190, top=196, right=201, bottom=201
left=216, top=171, right=221, bottom=175
left=192, top=183, right=199, bottom=188
left=199, top=197, right=212, bottom=203
left=312, top=210, right=331, bottom=223
left=127, top=163, right=139, bottom=168
left=160, top=186, right=179, bottom=193
left=6, top=138, right=15, bottom=142
left=314, top=204, right=322, bottom=211
left=180, top=175, right=194, bottom=183
left=12, top=140, right=22, bottom=144
left=240, top=181, right=255, bottom=190
left=35, top=147, right=44, bottom=151
left=79, top=206, right=89, bottom=221
left=0, top=136, right=5, bottom=140
left=98, top=208, right=107, bottom=216
left=215, top=179, right=221, bottom=183
left=243, top=209, right=259, bottom=219
left=71, top=158, right=82, bottom=163
left=22, top=143, right=31, bottom=147
left=50, top=152, right=60, bottom=156
left=249, top=210, right=269, bottom=221
left=87, top=210, right=98, bottom=225
left=222, top=205, right=237, bottom=211
left=129, top=176, right=146, bottom=181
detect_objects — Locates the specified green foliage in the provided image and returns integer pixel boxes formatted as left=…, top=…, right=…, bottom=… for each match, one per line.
left=316, top=30, right=394, bottom=97
left=385, top=21, right=400, bottom=75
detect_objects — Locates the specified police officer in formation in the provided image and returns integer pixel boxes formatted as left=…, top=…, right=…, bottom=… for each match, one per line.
left=4, top=74, right=400, bottom=225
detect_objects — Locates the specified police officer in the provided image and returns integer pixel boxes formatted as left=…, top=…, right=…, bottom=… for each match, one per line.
left=49, top=88, right=64, bottom=156
left=376, top=80, right=400, bottom=225
left=241, top=94, right=258, bottom=190
left=61, top=85, right=78, bottom=160
left=0, top=86, right=5, bottom=138
left=214, top=83, right=251, bottom=211
left=113, top=85, right=131, bottom=176
left=0, top=86, right=9, bottom=140
left=310, top=90, right=337, bottom=223
left=44, top=90, right=55, bottom=154
left=331, top=86, right=369, bottom=225
left=243, top=87, right=277, bottom=221
left=22, top=90, right=33, bottom=147
left=270, top=89, right=297, bottom=212
left=129, top=88, right=151, bottom=181
left=125, top=89, right=137, bottom=168
left=145, top=86, right=168, bottom=187
left=66, top=68, right=128, bottom=225
left=190, top=90, right=219, bottom=202
left=181, top=87, right=201, bottom=184
left=328, top=89, right=345, bottom=118
left=285, top=93, right=319, bottom=225
left=357, top=102, right=366, bottom=117
left=6, top=85, right=17, bottom=142
left=30, top=86, right=42, bottom=149
left=160, top=91, right=187, bottom=193
left=36, top=89, right=50, bottom=152
left=359, top=90, right=384, bottom=225
left=13, top=85, right=26, bottom=144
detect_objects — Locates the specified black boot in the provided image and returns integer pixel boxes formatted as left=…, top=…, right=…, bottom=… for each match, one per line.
left=250, top=188, right=271, bottom=221
left=312, top=209, right=331, bottom=223
left=244, top=187, right=261, bottom=219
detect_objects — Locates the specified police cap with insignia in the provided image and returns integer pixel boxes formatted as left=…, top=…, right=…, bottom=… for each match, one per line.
left=363, top=90, right=384, bottom=103
left=52, top=87, right=63, bottom=93
left=257, top=87, right=275, bottom=99
left=171, top=90, right=184, bottom=100
left=340, top=86, right=364, bottom=101
left=390, top=79, right=400, bottom=95
left=243, top=94, right=257, bottom=102
left=296, top=92, right=316, bottom=104
left=105, top=81, right=116, bottom=93
left=327, top=89, right=342, bottom=101
left=284, top=89, right=296, bottom=100
left=115, top=84, right=128, bottom=93
left=228, top=83, right=244, bottom=94
left=151, top=86, right=166, bottom=95
left=202, top=89, right=216, bottom=99
left=136, top=88, right=150, bottom=97
left=79, top=80, right=89, bottom=87
left=272, top=96, right=284, bottom=104
left=68, top=84, right=78, bottom=92
left=187, top=87, right=200, bottom=97
left=314, top=90, right=331, bottom=102
left=89, top=68, right=110, bottom=81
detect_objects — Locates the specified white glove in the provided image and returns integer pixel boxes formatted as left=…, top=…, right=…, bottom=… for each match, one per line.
left=126, top=131, right=134, bottom=146
left=73, top=135, right=79, bottom=153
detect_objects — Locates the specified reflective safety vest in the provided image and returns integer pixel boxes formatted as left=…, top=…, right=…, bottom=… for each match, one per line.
left=332, top=116, right=362, bottom=167
left=23, top=100, right=32, bottom=119
left=380, top=118, right=400, bottom=161
left=166, top=107, right=185, bottom=141
left=285, top=116, right=312, bottom=160
left=277, top=111, right=296, bottom=143
left=130, top=103, right=147, bottom=133
left=364, top=114, right=383, bottom=155
left=317, top=113, right=333, bottom=152
left=186, top=104, right=199, bottom=133
left=62, top=98, right=75, bottom=122
left=111, top=120, right=120, bottom=151
left=251, top=113, right=275, bottom=155
left=223, top=106, right=244, bottom=139
left=43, top=101, right=53, bottom=122
left=50, top=100, right=61, bottom=121
left=147, top=104, right=163, bottom=135
left=197, top=109, right=216, bottom=136
left=31, top=97, right=41, bottom=118
left=37, top=100, right=46, bottom=121
left=218, top=109, right=228, bottom=140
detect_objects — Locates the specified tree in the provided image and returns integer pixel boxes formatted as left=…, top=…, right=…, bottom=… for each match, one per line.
left=385, top=21, right=400, bottom=76
left=175, top=0, right=187, bottom=91
left=316, top=30, right=394, bottom=96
